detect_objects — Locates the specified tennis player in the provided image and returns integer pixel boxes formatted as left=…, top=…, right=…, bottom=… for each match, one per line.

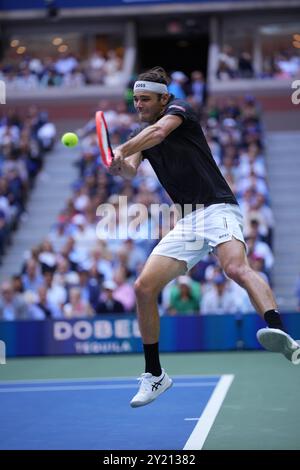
left=109, top=66, right=300, bottom=408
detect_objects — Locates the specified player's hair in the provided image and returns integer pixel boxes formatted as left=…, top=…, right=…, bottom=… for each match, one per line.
left=137, top=66, right=170, bottom=85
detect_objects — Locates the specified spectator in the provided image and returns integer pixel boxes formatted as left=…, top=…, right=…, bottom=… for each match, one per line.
left=44, top=270, right=67, bottom=311
left=96, top=280, right=125, bottom=314
left=0, top=281, right=28, bottom=320
left=168, top=71, right=187, bottom=99
left=168, top=275, right=201, bottom=315
left=201, top=273, right=242, bottom=314
left=85, top=51, right=106, bottom=84
left=22, top=258, right=44, bottom=292
left=11, top=274, right=24, bottom=295
left=63, top=287, right=94, bottom=318
left=217, top=45, right=238, bottom=79
left=28, top=285, right=62, bottom=320
left=238, top=52, right=254, bottom=78
left=189, top=70, right=206, bottom=107
left=113, top=265, right=135, bottom=312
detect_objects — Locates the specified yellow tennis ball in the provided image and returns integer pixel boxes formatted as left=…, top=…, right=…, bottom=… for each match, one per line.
left=61, top=132, right=78, bottom=147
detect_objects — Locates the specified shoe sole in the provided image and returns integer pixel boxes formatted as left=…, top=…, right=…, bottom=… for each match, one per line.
left=130, top=380, right=173, bottom=408
left=257, top=328, right=300, bottom=365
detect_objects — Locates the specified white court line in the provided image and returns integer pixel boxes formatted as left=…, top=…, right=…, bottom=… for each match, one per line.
left=0, top=376, right=135, bottom=385
left=0, top=374, right=219, bottom=385
left=183, top=374, right=234, bottom=450
left=0, top=381, right=218, bottom=393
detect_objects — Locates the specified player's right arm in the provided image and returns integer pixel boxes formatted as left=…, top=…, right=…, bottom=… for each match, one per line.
left=109, top=114, right=182, bottom=178
left=109, top=151, right=142, bottom=179
left=118, top=114, right=183, bottom=158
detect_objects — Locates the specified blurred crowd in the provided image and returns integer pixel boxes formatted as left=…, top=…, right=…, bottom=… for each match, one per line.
left=0, top=49, right=124, bottom=89
left=0, top=82, right=279, bottom=320
left=2, top=43, right=299, bottom=90
left=0, top=107, right=56, bottom=262
left=216, top=44, right=300, bottom=80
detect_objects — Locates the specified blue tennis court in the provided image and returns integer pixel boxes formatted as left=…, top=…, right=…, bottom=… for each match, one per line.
left=0, top=375, right=233, bottom=450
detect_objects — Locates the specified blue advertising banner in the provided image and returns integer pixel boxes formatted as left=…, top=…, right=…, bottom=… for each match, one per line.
left=241, top=312, right=300, bottom=349
left=0, top=0, right=276, bottom=12
left=1, top=313, right=299, bottom=357
left=0, top=314, right=238, bottom=357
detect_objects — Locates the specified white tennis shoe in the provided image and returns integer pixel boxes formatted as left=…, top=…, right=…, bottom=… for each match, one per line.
left=130, top=369, right=173, bottom=408
left=257, top=328, right=300, bottom=365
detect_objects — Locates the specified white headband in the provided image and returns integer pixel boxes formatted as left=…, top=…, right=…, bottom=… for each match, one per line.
left=133, top=80, right=168, bottom=94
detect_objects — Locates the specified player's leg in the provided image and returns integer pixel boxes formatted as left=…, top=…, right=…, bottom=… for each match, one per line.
left=131, top=254, right=187, bottom=407
left=216, top=237, right=276, bottom=317
left=216, top=237, right=300, bottom=364
left=135, top=253, right=187, bottom=344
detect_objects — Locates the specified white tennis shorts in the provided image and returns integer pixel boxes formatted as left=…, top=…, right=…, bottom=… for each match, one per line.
left=151, top=203, right=245, bottom=271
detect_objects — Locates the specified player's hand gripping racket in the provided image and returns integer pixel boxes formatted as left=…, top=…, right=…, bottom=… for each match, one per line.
left=95, top=111, right=114, bottom=167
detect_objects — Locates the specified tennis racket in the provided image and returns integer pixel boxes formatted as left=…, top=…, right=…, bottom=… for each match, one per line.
left=95, top=110, right=114, bottom=167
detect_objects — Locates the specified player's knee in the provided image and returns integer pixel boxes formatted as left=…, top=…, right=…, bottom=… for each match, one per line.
left=224, top=263, right=249, bottom=286
left=134, top=278, right=157, bottom=301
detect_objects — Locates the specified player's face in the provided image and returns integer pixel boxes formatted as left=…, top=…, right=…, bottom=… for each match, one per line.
left=134, top=91, right=168, bottom=123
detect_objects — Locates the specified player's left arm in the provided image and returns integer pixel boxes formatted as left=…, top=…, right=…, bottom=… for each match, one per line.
left=117, top=114, right=183, bottom=158
left=109, top=151, right=142, bottom=179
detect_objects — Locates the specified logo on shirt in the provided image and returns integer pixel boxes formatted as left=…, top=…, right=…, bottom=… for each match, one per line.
left=168, top=105, right=186, bottom=112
